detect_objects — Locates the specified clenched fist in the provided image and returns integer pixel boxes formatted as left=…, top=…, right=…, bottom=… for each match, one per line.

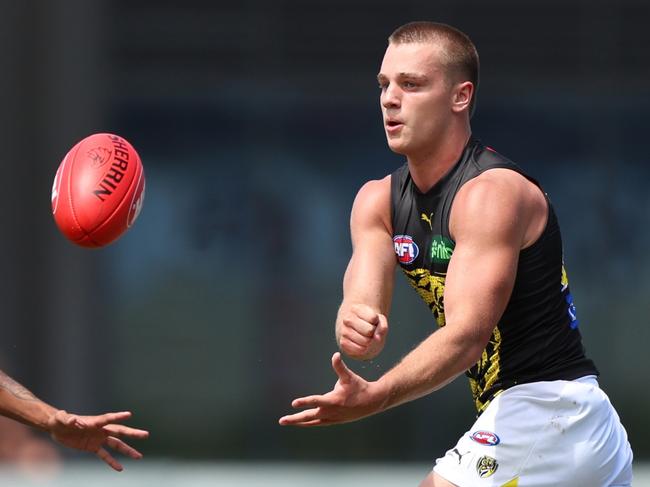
left=336, top=303, right=388, bottom=360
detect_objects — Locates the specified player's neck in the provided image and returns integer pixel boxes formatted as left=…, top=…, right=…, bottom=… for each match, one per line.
left=406, top=126, right=471, bottom=194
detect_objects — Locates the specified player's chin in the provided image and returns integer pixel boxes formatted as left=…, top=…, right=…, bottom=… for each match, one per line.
left=385, top=137, right=408, bottom=155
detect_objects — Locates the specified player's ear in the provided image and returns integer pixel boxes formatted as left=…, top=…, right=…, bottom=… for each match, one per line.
left=451, top=81, right=473, bottom=114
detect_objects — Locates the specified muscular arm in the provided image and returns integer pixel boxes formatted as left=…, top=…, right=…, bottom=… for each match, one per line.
left=280, top=170, right=546, bottom=426
left=377, top=170, right=540, bottom=409
left=335, top=176, right=396, bottom=360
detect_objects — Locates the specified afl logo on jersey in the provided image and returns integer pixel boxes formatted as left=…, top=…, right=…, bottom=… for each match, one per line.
left=470, top=431, right=500, bottom=446
left=393, top=235, right=419, bottom=264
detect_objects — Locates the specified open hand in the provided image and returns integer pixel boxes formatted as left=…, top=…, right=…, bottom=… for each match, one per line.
left=48, top=410, right=149, bottom=471
left=279, top=353, right=386, bottom=427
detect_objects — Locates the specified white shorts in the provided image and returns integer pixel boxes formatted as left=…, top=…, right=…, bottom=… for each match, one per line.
left=433, top=377, right=633, bottom=486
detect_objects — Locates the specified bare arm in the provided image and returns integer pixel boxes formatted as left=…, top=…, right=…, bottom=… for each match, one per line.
left=0, top=369, right=56, bottom=430
left=0, top=368, right=148, bottom=471
left=335, top=176, right=396, bottom=360
left=280, top=170, right=544, bottom=426
left=377, top=171, right=531, bottom=408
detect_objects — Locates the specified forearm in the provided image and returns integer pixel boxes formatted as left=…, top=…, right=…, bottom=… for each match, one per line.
left=376, top=326, right=484, bottom=412
left=0, top=370, right=57, bottom=431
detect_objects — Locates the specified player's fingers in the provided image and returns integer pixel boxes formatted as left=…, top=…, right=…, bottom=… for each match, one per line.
left=374, top=314, right=389, bottom=339
left=331, top=352, right=353, bottom=384
left=278, top=408, right=323, bottom=426
left=103, top=424, right=150, bottom=439
left=99, top=411, right=133, bottom=426
left=96, top=447, right=124, bottom=472
left=86, top=412, right=132, bottom=428
left=289, top=418, right=324, bottom=427
left=291, top=394, right=328, bottom=409
left=342, top=315, right=376, bottom=338
left=339, top=338, right=369, bottom=358
left=340, top=331, right=371, bottom=348
left=349, top=304, right=381, bottom=326
left=105, top=436, right=143, bottom=459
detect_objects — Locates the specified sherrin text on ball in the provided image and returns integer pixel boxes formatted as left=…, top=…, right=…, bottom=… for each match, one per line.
left=51, top=133, right=145, bottom=247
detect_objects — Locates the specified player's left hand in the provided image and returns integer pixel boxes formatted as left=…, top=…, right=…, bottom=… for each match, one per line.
left=278, top=352, right=386, bottom=427
left=48, top=410, right=149, bottom=471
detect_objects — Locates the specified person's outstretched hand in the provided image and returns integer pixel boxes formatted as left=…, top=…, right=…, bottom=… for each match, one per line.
left=279, top=352, right=386, bottom=427
left=48, top=410, right=149, bottom=471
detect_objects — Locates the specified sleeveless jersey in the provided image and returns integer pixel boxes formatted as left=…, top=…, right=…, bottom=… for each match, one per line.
left=390, top=138, right=599, bottom=413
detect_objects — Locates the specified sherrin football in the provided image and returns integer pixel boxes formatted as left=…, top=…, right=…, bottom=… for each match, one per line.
left=51, top=133, right=145, bottom=247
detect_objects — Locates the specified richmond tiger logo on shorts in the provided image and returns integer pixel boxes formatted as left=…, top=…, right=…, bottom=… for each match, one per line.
left=476, top=455, right=498, bottom=478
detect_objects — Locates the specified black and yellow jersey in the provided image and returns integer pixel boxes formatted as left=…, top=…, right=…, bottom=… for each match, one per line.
left=390, top=138, right=598, bottom=413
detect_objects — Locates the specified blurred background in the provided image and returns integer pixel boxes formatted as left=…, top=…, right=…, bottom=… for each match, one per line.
left=0, top=0, right=649, bottom=484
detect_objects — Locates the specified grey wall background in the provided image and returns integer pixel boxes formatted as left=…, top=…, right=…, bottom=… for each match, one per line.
left=0, top=0, right=648, bottom=465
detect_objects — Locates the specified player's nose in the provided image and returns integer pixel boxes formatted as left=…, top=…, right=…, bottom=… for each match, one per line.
left=381, top=83, right=401, bottom=109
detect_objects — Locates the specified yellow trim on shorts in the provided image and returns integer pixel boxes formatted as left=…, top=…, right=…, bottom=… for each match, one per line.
left=500, top=477, right=519, bottom=487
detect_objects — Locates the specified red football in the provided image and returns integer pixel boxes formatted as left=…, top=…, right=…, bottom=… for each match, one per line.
left=51, top=133, right=145, bottom=247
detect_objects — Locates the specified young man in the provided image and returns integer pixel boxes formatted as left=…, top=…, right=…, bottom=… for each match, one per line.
left=0, top=368, right=148, bottom=471
left=279, top=22, right=633, bottom=486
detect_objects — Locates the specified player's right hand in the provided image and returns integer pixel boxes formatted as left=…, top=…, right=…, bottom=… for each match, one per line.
left=337, top=304, right=388, bottom=360
left=48, top=410, right=148, bottom=472
left=279, top=352, right=385, bottom=427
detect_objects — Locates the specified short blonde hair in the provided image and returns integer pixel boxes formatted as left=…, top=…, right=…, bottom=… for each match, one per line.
left=389, top=21, right=480, bottom=116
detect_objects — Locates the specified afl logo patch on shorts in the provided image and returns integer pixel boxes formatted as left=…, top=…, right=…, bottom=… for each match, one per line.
left=476, top=455, right=498, bottom=478
left=393, top=235, right=419, bottom=264
left=470, top=430, right=500, bottom=446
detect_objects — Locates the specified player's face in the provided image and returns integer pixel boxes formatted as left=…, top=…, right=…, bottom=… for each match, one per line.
left=378, top=42, right=455, bottom=158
